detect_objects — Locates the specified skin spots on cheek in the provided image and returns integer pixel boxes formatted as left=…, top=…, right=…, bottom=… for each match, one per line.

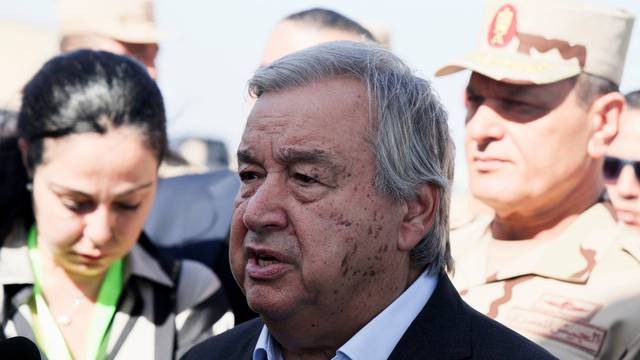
left=339, top=165, right=352, bottom=181
left=370, top=210, right=384, bottom=239
left=373, top=244, right=389, bottom=262
left=340, top=240, right=358, bottom=277
left=362, top=262, right=375, bottom=279
left=357, top=243, right=389, bottom=280
left=372, top=225, right=383, bottom=239
left=340, top=253, right=349, bottom=276
left=331, top=239, right=360, bottom=318
left=328, top=212, right=353, bottom=228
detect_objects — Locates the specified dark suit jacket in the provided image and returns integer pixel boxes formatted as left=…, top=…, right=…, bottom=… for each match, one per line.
left=182, top=274, right=557, bottom=359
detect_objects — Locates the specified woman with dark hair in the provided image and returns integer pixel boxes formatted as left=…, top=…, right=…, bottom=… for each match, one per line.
left=0, top=50, right=232, bottom=360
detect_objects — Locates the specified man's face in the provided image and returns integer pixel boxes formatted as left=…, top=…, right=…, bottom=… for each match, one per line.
left=260, top=20, right=363, bottom=66
left=464, top=73, right=592, bottom=213
left=230, top=78, right=407, bottom=324
left=605, top=109, right=640, bottom=229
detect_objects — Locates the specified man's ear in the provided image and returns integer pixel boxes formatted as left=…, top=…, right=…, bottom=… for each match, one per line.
left=398, top=183, right=439, bottom=252
left=587, top=92, right=625, bottom=158
left=18, top=138, right=33, bottom=177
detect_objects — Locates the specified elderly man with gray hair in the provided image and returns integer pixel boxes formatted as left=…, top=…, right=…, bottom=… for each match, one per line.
left=183, top=41, right=553, bottom=360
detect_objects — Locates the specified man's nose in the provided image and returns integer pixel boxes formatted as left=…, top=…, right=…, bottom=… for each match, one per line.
left=242, top=176, right=289, bottom=233
left=615, top=165, right=640, bottom=199
left=83, top=205, right=114, bottom=246
left=466, top=104, right=505, bottom=147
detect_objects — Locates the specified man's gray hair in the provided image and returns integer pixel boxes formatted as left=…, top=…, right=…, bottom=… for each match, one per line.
left=248, top=41, right=454, bottom=274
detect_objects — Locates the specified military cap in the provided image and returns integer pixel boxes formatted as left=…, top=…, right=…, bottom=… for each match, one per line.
left=436, top=0, right=635, bottom=85
left=58, top=0, right=161, bottom=44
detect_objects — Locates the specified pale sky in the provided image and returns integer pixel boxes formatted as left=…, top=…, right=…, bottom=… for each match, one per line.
left=2, top=0, right=639, bottom=188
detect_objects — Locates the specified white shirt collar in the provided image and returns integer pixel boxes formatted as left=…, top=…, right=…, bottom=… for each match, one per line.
left=253, top=270, right=438, bottom=360
left=253, top=325, right=283, bottom=360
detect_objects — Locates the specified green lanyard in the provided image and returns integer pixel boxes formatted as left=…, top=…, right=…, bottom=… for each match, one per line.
left=27, top=225, right=124, bottom=360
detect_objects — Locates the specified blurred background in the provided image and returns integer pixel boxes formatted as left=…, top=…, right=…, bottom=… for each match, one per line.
left=2, top=0, right=639, bottom=189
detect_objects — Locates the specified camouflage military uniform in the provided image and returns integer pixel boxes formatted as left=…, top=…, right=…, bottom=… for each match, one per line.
left=451, top=203, right=640, bottom=359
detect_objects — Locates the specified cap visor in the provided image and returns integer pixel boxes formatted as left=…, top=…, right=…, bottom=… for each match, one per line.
left=435, top=50, right=581, bottom=85
left=61, top=23, right=164, bottom=44
left=110, top=29, right=165, bottom=44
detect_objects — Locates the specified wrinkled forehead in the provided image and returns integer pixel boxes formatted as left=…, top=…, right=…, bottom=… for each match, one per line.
left=240, top=79, right=373, bottom=164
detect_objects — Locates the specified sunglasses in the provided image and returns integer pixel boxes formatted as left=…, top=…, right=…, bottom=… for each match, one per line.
left=603, top=156, right=640, bottom=181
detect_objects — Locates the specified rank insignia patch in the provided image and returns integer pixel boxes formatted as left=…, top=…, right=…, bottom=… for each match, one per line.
left=488, top=4, right=517, bottom=47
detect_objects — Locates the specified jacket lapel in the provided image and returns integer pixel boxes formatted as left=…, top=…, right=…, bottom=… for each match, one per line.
left=243, top=320, right=263, bottom=360
left=389, top=273, right=472, bottom=360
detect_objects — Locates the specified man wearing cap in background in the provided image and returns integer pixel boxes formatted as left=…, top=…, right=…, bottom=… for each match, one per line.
left=57, top=0, right=209, bottom=178
left=58, top=0, right=160, bottom=79
left=436, top=0, right=640, bottom=358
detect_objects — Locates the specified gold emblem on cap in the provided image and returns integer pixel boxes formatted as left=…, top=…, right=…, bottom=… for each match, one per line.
left=490, top=5, right=516, bottom=46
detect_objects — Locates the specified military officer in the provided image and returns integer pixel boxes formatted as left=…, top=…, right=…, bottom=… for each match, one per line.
left=436, top=0, right=640, bottom=358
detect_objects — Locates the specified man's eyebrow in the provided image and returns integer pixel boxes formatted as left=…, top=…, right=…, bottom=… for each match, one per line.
left=467, top=81, right=530, bottom=95
left=277, top=148, right=332, bottom=165
left=501, top=85, right=531, bottom=98
left=237, top=149, right=258, bottom=165
left=49, top=182, right=153, bottom=198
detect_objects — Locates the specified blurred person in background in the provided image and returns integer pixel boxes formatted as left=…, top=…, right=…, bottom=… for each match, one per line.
left=0, top=22, right=57, bottom=111
left=173, top=137, right=230, bottom=171
left=0, top=50, right=232, bottom=360
left=436, top=0, right=640, bottom=358
left=58, top=0, right=160, bottom=79
left=58, top=0, right=210, bottom=177
left=604, top=91, right=640, bottom=231
left=260, top=7, right=378, bottom=66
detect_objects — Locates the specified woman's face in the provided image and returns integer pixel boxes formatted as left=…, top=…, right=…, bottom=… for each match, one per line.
left=29, top=126, right=159, bottom=277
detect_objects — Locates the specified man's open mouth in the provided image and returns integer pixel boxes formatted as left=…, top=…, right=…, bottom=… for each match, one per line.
left=245, top=247, right=291, bottom=280
left=256, top=254, right=280, bottom=267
